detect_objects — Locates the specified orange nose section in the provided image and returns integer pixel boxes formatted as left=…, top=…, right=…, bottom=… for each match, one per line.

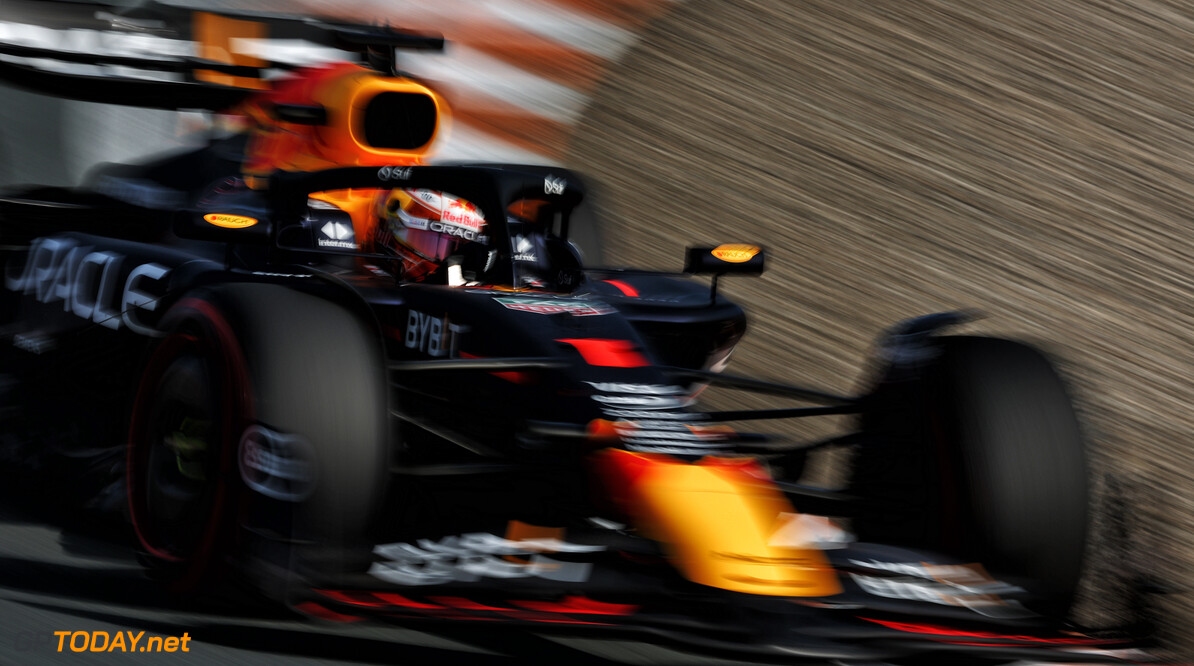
left=593, top=449, right=842, bottom=597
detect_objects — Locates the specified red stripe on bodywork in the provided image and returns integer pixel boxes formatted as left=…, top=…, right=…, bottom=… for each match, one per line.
left=317, top=589, right=450, bottom=610
left=603, top=279, right=639, bottom=297
left=295, top=601, right=364, bottom=623
left=861, top=618, right=1114, bottom=645
left=459, top=351, right=530, bottom=383
left=311, top=589, right=629, bottom=626
left=370, top=593, right=445, bottom=610
left=430, top=597, right=513, bottom=612
left=511, top=595, right=637, bottom=615
left=557, top=338, right=648, bottom=367
left=511, top=616, right=609, bottom=625
left=315, top=590, right=393, bottom=608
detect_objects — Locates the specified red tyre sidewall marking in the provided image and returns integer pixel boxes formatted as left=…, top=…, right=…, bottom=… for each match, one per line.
left=127, top=297, right=253, bottom=589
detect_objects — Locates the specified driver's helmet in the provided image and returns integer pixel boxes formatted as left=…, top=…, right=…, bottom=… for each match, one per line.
left=375, top=188, right=488, bottom=280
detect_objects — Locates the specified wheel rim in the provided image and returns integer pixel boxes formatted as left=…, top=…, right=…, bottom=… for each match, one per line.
left=128, top=299, right=251, bottom=590
left=141, top=353, right=221, bottom=561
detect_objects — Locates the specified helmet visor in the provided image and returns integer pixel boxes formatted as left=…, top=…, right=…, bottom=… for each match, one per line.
left=387, top=189, right=488, bottom=262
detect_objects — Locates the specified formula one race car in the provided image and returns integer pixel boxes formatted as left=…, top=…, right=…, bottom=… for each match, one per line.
left=0, top=1, right=1153, bottom=663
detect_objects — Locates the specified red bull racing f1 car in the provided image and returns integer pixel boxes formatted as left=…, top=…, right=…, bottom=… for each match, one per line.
left=0, top=1, right=1157, bottom=663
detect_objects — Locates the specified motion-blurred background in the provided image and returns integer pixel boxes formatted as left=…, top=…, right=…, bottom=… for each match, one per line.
left=3, top=0, right=1194, bottom=659
left=571, top=1, right=1194, bottom=654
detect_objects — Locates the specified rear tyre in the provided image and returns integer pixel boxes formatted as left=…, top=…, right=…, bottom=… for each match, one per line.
left=129, top=285, right=388, bottom=598
left=850, top=336, right=1089, bottom=616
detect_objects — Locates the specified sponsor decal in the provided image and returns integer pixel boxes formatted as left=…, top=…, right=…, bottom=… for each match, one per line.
left=0, top=19, right=348, bottom=80
left=585, top=382, right=686, bottom=395
left=203, top=213, right=258, bottom=229
left=317, top=221, right=357, bottom=249
left=591, top=394, right=689, bottom=409
left=209, top=37, right=349, bottom=67
left=511, top=235, right=538, bottom=262
left=305, top=197, right=341, bottom=210
left=768, top=513, right=853, bottom=549
left=619, top=443, right=723, bottom=456
left=369, top=533, right=604, bottom=586
left=12, top=333, right=54, bottom=355
left=588, top=382, right=691, bottom=411
left=493, top=297, right=614, bottom=316
left=95, top=12, right=168, bottom=33
left=395, top=191, right=488, bottom=243
left=428, top=220, right=486, bottom=243
left=400, top=214, right=429, bottom=231
left=440, top=200, right=485, bottom=231
left=850, top=559, right=993, bottom=582
left=586, top=382, right=727, bottom=455
left=378, top=166, right=413, bottom=180
left=711, top=244, right=760, bottom=263
left=250, top=271, right=313, bottom=278
left=238, top=425, right=317, bottom=502
left=405, top=310, right=465, bottom=357
left=848, top=559, right=1033, bottom=619
left=4, top=237, right=170, bottom=335
left=362, top=264, right=392, bottom=278
left=0, top=21, right=193, bottom=60
left=544, top=175, right=566, bottom=196
left=600, top=409, right=690, bottom=420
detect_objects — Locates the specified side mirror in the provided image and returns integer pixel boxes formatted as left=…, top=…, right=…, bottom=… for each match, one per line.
left=683, top=244, right=766, bottom=306
left=684, top=244, right=765, bottom=275
left=174, top=185, right=273, bottom=243
left=174, top=210, right=272, bottom=243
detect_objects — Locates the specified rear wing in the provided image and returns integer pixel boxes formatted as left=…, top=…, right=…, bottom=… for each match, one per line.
left=0, top=0, right=443, bottom=109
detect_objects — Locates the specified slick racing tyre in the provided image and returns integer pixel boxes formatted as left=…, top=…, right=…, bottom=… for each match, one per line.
left=128, top=284, right=388, bottom=598
left=850, top=336, right=1089, bottom=617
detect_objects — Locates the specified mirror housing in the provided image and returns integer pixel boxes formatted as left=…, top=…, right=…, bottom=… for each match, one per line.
left=174, top=210, right=272, bottom=243
left=684, top=244, right=766, bottom=276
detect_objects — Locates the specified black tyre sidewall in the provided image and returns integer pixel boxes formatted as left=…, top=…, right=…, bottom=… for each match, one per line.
left=130, top=285, right=389, bottom=598
left=192, top=284, right=388, bottom=593
left=852, top=335, right=1090, bottom=616
left=939, top=336, right=1089, bottom=609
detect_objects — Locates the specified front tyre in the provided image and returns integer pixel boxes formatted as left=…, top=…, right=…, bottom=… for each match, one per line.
left=128, top=285, right=389, bottom=599
left=127, top=300, right=248, bottom=593
left=851, top=336, right=1090, bottom=617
